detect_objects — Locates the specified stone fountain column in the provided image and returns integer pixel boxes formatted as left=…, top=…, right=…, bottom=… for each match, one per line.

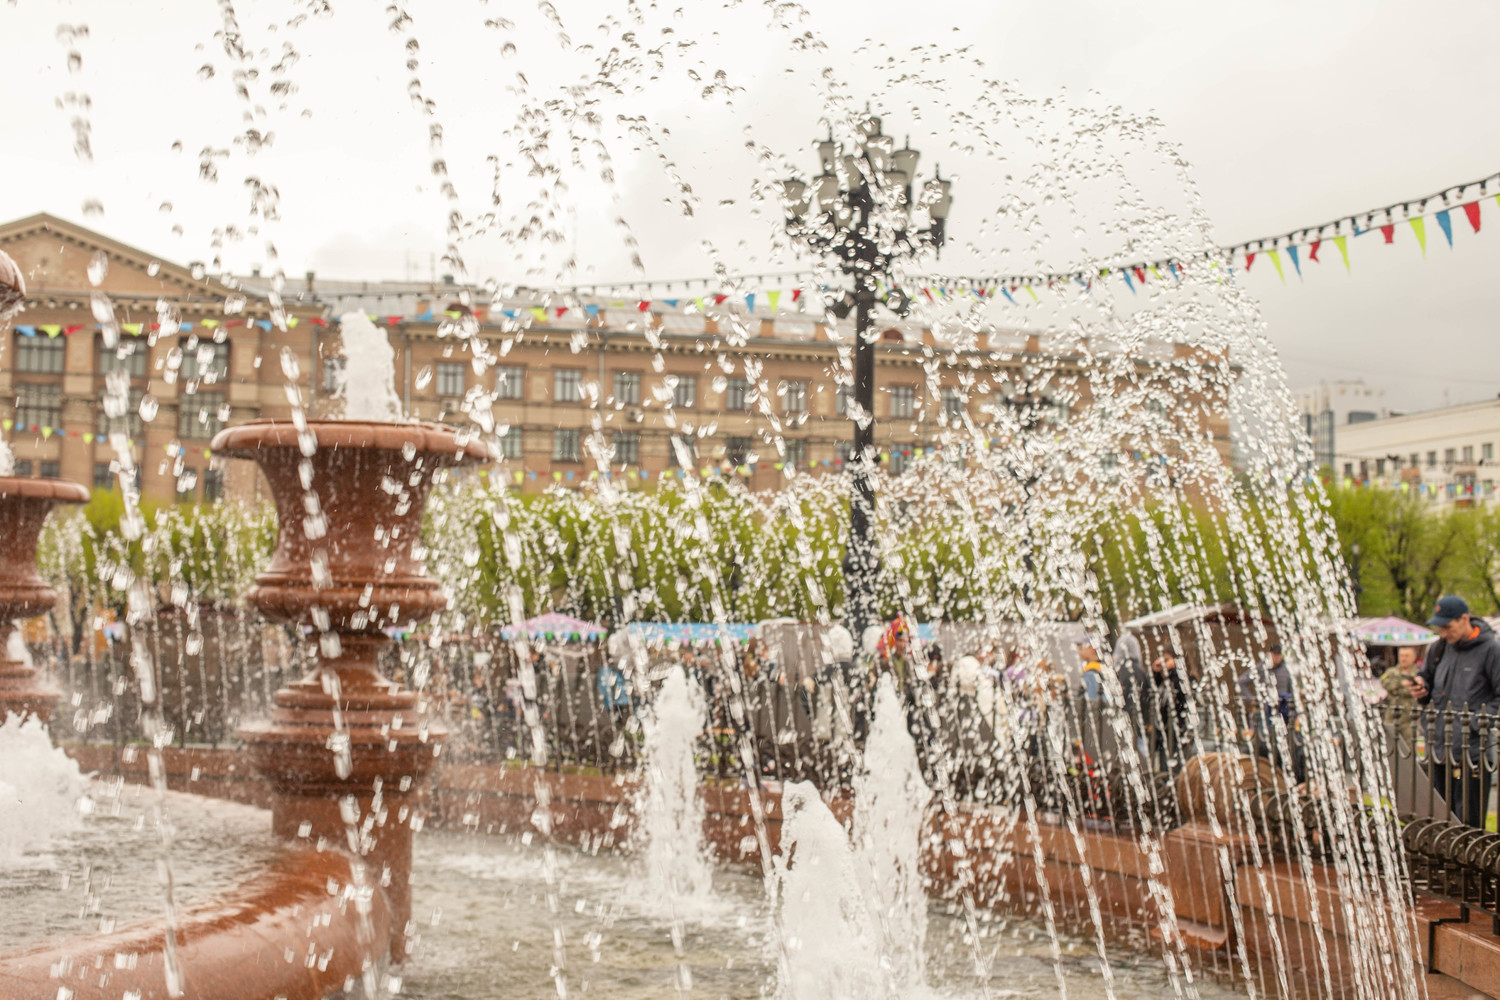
left=212, top=420, right=488, bottom=961
left=0, top=476, right=90, bottom=723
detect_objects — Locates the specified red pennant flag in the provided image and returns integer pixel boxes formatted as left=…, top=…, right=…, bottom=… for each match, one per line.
left=713, top=294, right=729, bottom=305
left=311, top=317, right=327, bottom=327
left=1464, top=201, right=1482, bottom=233
left=473, top=307, right=488, bottom=322
left=63, top=325, right=83, bottom=335
left=791, top=289, right=802, bottom=302
left=1380, top=224, right=1395, bottom=243
left=922, top=287, right=934, bottom=302
left=224, top=320, right=243, bottom=328
left=1308, top=241, right=1321, bottom=263
left=387, top=316, right=401, bottom=326
left=636, top=300, right=651, bottom=312
left=555, top=307, right=568, bottom=318
left=1245, top=252, right=1256, bottom=271
left=1131, top=266, right=1146, bottom=284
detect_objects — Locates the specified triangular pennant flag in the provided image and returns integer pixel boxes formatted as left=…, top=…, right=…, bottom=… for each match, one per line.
left=1410, top=217, right=1427, bottom=255
left=1435, top=209, right=1453, bottom=247
left=1333, top=235, right=1349, bottom=272
left=661, top=299, right=679, bottom=308
left=63, top=325, right=83, bottom=335
left=584, top=304, right=600, bottom=319
left=286, top=317, right=299, bottom=328
left=1286, top=245, right=1301, bottom=279
left=922, top=287, right=935, bottom=302
left=1379, top=224, right=1395, bottom=244
left=0, top=420, right=9, bottom=431
left=1245, top=252, right=1256, bottom=271
left=39, top=325, right=61, bottom=337
left=1266, top=248, right=1285, bottom=283
left=744, top=293, right=755, bottom=312
left=257, top=319, right=272, bottom=330
left=16, top=325, right=36, bottom=337
left=766, top=290, right=781, bottom=313
left=637, top=300, right=651, bottom=312
left=1308, top=240, right=1322, bottom=263
left=1464, top=201, right=1482, bottom=233
left=41, top=426, right=52, bottom=440
left=122, top=322, right=142, bottom=335
left=713, top=294, right=729, bottom=305
left=200, top=319, right=220, bottom=328
left=1024, top=285, right=1038, bottom=302
left=1132, top=266, right=1147, bottom=285
left=791, top=288, right=802, bottom=302
left=82, top=432, right=92, bottom=443
left=1001, top=288, right=1017, bottom=304
left=1122, top=270, right=1136, bottom=293
left=528, top=307, right=548, bottom=323
left=555, top=307, right=568, bottom=318
left=692, top=297, right=705, bottom=314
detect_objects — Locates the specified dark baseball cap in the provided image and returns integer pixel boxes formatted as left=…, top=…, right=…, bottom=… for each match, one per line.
left=1428, top=595, right=1471, bottom=627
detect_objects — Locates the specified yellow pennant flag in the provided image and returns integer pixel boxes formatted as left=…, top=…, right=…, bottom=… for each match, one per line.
left=1333, top=235, right=1350, bottom=272
left=766, top=290, right=781, bottom=313
left=1410, top=217, right=1427, bottom=256
left=1024, top=285, right=1039, bottom=302
left=287, top=317, right=300, bottom=328
left=528, top=307, right=548, bottom=324
left=1266, top=248, right=1286, bottom=283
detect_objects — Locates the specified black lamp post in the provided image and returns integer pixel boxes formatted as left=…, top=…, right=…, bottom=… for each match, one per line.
left=780, top=114, right=953, bottom=639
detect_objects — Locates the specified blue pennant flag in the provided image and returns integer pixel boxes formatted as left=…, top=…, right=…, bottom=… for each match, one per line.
left=584, top=304, right=600, bottom=319
left=744, top=293, right=756, bottom=312
left=16, top=325, right=36, bottom=337
left=1286, top=245, right=1302, bottom=279
left=1001, top=288, right=1016, bottom=305
left=1436, top=209, right=1454, bottom=247
left=418, top=309, right=434, bottom=321
left=662, top=298, right=680, bottom=308
left=1122, top=270, right=1136, bottom=294
left=256, top=319, right=272, bottom=331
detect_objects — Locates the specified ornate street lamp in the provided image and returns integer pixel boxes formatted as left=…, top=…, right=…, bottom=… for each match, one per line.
left=780, top=113, right=952, bottom=638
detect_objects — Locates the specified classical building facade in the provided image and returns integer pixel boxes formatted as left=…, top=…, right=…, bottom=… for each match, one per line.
left=1, top=214, right=1231, bottom=504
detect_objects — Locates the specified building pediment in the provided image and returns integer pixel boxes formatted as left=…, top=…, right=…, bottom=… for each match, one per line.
left=0, top=213, right=248, bottom=313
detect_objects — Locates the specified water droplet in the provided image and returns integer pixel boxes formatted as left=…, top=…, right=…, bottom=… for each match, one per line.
left=415, top=366, right=433, bottom=390
left=147, top=260, right=161, bottom=276
left=87, top=251, right=107, bottom=287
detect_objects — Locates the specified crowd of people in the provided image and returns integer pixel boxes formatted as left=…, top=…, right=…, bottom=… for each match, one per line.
left=447, top=595, right=1500, bottom=829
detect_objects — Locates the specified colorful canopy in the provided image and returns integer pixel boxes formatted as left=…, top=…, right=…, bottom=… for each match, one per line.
left=499, top=613, right=607, bottom=641
left=1350, top=616, right=1435, bottom=647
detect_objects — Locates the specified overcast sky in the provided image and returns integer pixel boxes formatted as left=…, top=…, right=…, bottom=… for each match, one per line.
left=2, top=0, right=1497, bottom=413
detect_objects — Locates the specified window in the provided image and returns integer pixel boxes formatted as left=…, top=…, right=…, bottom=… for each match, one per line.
left=613, top=372, right=641, bottom=406
left=668, top=435, right=696, bottom=467
left=178, top=390, right=227, bottom=439
left=100, top=340, right=148, bottom=378
left=1463, top=445, right=1475, bottom=464
left=613, top=431, right=640, bottom=465
left=836, top=384, right=853, bottom=417
left=436, top=362, right=466, bottom=398
left=202, top=468, right=224, bottom=501
left=322, top=356, right=346, bottom=393
left=726, top=378, right=750, bottom=411
left=781, top=380, right=806, bottom=414
left=93, top=463, right=114, bottom=490
left=1428, top=451, right=1438, bottom=468
left=784, top=439, right=806, bottom=466
left=725, top=436, right=752, bottom=465
left=494, top=365, right=524, bottom=401
left=1487, top=443, right=1496, bottom=463
left=498, top=426, right=523, bottom=459
left=553, top=428, right=581, bottom=462
left=889, top=450, right=909, bottom=474
left=1375, top=459, right=1385, bottom=476
left=180, top=340, right=230, bottom=383
left=889, top=385, right=915, bottom=419
left=942, top=388, right=964, bottom=421
left=671, top=375, right=696, bottom=408
left=1343, top=463, right=1353, bottom=478
left=97, top=388, right=144, bottom=437
left=1445, top=448, right=1457, bottom=467
left=40, top=461, right=59, bottom=479
left=15, top=335, right=65, bottom=373
left=1410, top=453, right=1420, bottom=469
left=13, top=459, right=32, bottom=477
left=15, top=383, right=61, bottom=429
left=835, top=441, right=853, bottom=465
left=554, top=369, right=582, bottom=403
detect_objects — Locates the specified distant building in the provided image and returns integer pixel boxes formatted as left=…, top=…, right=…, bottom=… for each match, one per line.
left=1335, top=398, right=1500, bottom=505
left=1293, top=380, right=1388, bottom=470
left=1, top=213, right=1233, bottom=505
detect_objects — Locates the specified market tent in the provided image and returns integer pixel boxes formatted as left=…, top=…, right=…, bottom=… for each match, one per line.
left=1350, top=616, right=1435, bottom=647
left=623, top=622, right=757, bottom=644
left=500, top=613, right=607, bottom=641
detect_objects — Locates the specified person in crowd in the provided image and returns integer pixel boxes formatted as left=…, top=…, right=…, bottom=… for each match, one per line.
left=1380, top=644, right=1425, bottom=747
left=596, top=655, right=632, bottom=728
left=1237, top=642, right=1302, bottom=781
left=1150, top=649, right=1191, bottom=768
left=1409, top=595, right=1500, bottom=829
left=1077, top=635, right=1107, bottom=701
left=1111, top=631, right=1152, bottom=756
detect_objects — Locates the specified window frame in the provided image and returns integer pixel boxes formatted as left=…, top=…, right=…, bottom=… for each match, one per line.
left=552, top=427, right=582, bottom=462
left=554, top=369, right=582, bottom=403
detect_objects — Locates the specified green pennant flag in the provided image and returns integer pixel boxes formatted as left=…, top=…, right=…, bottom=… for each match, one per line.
left=1333, top=235, right=1350, bottom=272
left=39, top=325, right=61, bottom=337
left=1266, top=248, right=1286, bottom=283
left=528, top=307, right=548, bottom=323
left=693, top=297, right=706, bottom=314
left=767, top=290, right=781, bottom=313
left=1410, top=217, right=1427, bottom=256
left=1024, top=285, right=1038, bottom=302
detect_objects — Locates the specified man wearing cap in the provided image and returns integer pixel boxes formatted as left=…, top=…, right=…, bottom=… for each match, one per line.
left=1409, top=595, right=1500, bottom=828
